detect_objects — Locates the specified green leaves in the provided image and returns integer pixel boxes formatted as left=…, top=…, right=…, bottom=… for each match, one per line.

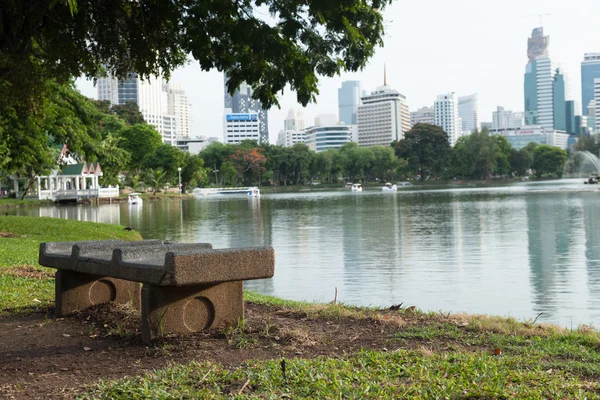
left=1, top=0, right=389, bottom=110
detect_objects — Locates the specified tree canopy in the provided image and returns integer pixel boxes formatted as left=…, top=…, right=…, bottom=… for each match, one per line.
left=395, top=123, right=451, bottom=182
left=1, top=0, right=390, bottom=109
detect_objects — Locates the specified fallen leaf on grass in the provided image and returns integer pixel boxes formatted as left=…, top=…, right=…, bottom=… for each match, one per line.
left=83, top=347, right=92, bottom=351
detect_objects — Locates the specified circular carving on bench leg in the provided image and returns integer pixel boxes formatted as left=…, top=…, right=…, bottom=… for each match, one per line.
left=89, top=279, right=117, bottom=305
left=183, top=297, right=215, bottom=332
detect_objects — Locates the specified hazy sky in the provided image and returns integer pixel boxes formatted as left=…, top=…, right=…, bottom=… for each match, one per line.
left=76, top=0, right=600, bottom=143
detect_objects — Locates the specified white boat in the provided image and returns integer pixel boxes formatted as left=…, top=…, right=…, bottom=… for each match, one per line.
left=382, top=182, right=397, bottom=192
left=127, top=193, right=143, bottom=205
left=351, top=183, right=362, bottom=192
left=192, top=187, right=260, bottom=198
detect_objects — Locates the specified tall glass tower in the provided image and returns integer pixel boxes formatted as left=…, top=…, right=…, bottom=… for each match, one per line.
left=338, top=81, right=361, bottom=125
left=581, top=53, right=600, bottom=116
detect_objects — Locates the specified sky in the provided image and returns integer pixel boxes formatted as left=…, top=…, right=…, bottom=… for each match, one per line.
left=76, top=0, right=600, bottom=143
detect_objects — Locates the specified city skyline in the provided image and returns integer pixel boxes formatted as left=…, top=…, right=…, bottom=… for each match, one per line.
left=76, top=0, right=600, bottom=142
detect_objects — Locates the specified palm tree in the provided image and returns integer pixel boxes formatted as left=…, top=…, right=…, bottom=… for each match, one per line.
left=146, top=168, right=166, bottom=194
left=125, top=172, right=146, bottom=192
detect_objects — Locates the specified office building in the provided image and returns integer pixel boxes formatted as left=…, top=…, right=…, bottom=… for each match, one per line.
left=278, top=130, right=306, bottom=147
left=595, top=79, right=600, bottom=132
left=305, top=120, right=355, bottom=152
left=481, top=122, right=493, bottom=130
left=527, top=27, right=549, bottom=64
left=223, top=113, right=260, bottom=144
left=96, top=73, right=193, bottom=144
left=492, top=106, right=524, bottom=130
left=490, top=126, right=568, bottom=150
left=174, top=136, right=216, bottom=155
left=338, top=81, right=361, bottom=125
left=284, top=109, right=306, bottom=132
left=434, top=93, right=461, bottom=146
left=410, top=106, right=435, bottom=127
left=581, top=53, right=600, bottom=116
left=458, top=94, right=479, bottom=135
left=223, top=75, right=269, bottom=143
left=167, top=83, right=193, bottom=138
left=357, top=79, right=410, bottom=147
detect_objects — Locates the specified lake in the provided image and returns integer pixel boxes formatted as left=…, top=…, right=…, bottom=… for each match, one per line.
left=10, top=178, right=600, bottom=327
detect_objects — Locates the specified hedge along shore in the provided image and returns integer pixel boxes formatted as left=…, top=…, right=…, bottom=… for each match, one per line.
left=1, top=217, right=600, bottom=399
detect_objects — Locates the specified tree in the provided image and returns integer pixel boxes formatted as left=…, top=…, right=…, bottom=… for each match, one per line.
left=1, top=0, right=389, bottom=111
left=339, top=142, right=374, bottom=182
left=290, top=143, right=312, bottom=184
left=531, top=145, right=567, bottom=178
left=143, top=144, right=188, bottom=181
left=368, top=146, right=399, bottom=182
left=119, top=124, right=163, bottom=169
left=200, top=142, right=235, bottom=186
left=229, top=148, right=267, bottom=185
left=395, top=124, right=451, bottom=182
left=180, top=154, right=208, bottom=192
left=146, top=168, right=167, bottom=194
left=111, top=102, right=145, bottom=125
left=510, top=148, right=533, bottom=176
left=98, top=134, right=131, bottom=186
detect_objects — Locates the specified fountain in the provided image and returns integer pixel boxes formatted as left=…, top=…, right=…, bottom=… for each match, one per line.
left=566, top=151, right=600, bottom=182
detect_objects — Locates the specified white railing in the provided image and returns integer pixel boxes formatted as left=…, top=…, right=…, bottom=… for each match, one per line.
left=99, top=186, right=119, bottom=198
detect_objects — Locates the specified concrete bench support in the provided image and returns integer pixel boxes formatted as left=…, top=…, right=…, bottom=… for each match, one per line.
left=55, top=270, right=140, bottom=317
left=141, top=281, right=243, bottom=342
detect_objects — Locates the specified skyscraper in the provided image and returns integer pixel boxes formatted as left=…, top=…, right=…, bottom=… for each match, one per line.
left=434, top=93, right=461, bottom=146
left=595, top=78, right=600, bottom=132
left=97, top=73, right=182, bottom=144
left=357, top=83, right=409, bottom=146
left=581, top=53, right=600, bottom=117
left=527, top=27, right=549, bottom=64
left=338, top=81, right=361, bottom=125
left=167, top=83, right=193, bottom=138
left=223, top=75, right=269, bottom=143
left=458, top=94, right=479, bottom=135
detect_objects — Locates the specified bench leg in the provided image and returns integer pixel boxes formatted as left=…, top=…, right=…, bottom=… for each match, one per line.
left=55, top=270, right=140, bottom=317
left=141, top=281, right=244, bottom=343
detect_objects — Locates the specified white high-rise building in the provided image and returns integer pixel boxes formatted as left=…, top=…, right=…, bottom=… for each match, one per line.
left=595, top=78, right=600, bottom=132
left=458, top=94, right=480, bottom=135
left=357, top=82, right=410, bottom=147
left=96, top=74, right=191, bottom=145
left=167, top=83, right=193, bottom=138
left=284, top=109, right=306, bottom=131
left=223, top=113, right=260, bottom=144
left=434, top=93, right=461, bottom=146
left=535, top=56, right=559, bottom=130
left=492, top=106, right=525, bottom=130
left=305, top=116, right=355, bottom=152
left=410, top=106, right=435, bottom=127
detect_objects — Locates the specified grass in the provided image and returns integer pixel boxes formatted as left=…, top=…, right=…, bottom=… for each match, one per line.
left=79, top=295, right=600, bottom=399
left=0, top=198, right=54, bottom=207
left=80, top=349, right=600, bottom=399
left=0, top=215, right=141, bottom=315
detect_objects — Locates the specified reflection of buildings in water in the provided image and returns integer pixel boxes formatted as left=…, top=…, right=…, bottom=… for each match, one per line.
left=526, top=195, right=579, bottom=316
left=37, top=204, right=121, bottom=225
left=582, top=194, right=600, bottom=310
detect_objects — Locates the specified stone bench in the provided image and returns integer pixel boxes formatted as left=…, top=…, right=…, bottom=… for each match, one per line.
left=39, top=240, right=275, bottom=342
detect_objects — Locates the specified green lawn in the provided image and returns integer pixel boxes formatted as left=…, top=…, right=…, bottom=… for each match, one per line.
left=0, top=216, right=141, bottom=314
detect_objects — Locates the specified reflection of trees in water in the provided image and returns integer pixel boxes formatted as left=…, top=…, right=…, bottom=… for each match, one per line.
left=582, top=195, right=600, bottom=310
left=526, top=194, right=574, bottom=316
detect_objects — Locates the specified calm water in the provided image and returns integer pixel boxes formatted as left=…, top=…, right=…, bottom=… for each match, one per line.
left=11, top=179, right=600, bottom=327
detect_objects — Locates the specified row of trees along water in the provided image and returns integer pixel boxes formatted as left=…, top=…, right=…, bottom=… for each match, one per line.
left=4, top=83, right=591, bottom=196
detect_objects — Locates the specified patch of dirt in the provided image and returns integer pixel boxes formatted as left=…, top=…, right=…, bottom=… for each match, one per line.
left=0, top=302, right=468, bottom=399
left=4, top=267, right=54, bottom=279
left=0, top=232, right=18, bottom=238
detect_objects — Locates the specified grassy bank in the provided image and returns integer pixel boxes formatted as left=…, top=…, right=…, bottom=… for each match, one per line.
left=0, top=216, right=141, bottom=314
left=0, top=198, right=54, bottom=207
left=80, top=293, right=600, bottom=399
